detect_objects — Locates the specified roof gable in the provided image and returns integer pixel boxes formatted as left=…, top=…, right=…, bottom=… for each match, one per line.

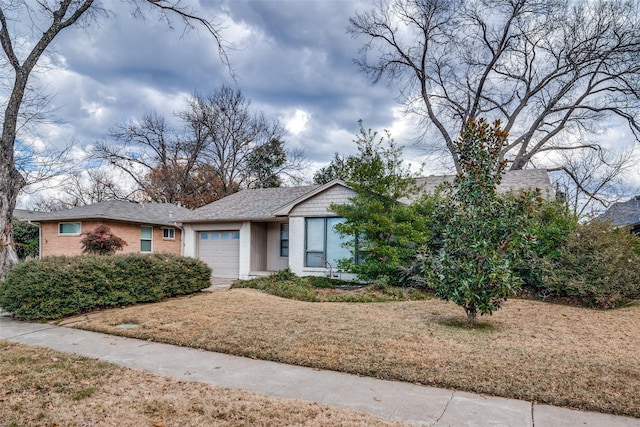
left=272, top=179, right=349, bottom=216
left=181, top=185, right=319, bottom=223
left=599, top=198, right=640, bottom=226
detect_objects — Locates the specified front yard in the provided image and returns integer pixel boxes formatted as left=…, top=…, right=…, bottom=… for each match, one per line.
left=73, top=286, right=640, bottom=418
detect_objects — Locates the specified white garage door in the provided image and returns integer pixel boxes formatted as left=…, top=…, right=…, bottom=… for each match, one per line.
left=198, top=231, right=240, bottom=279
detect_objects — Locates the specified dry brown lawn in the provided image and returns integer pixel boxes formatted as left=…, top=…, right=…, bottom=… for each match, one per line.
left=0, top=340, right=406, bottom=426
left=75, top=289, right=640, bottom=418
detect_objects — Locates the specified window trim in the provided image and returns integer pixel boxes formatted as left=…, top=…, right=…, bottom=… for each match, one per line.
left=58, top=222, right=81, bottom=236
left=162, top=227, right=175, bottom=240
left=140, top=225, right=153, bottom=253
left=280, top=223, right=289, bottom=257
left=304, top=217, right=353, bottom=268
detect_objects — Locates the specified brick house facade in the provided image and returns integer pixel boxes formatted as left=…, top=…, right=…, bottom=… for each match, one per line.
left=26, top=201, right=189, bottom=257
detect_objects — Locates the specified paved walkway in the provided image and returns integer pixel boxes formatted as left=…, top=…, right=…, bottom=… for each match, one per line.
left=1, top=315, right=638, bottom=426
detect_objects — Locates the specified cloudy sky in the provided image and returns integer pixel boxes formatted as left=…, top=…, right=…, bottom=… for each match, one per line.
left=13, top=0, right=433, bottom=208
left=9, top=0, right=640, bottom=209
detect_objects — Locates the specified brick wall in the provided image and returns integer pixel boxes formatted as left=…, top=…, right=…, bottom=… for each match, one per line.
left=39, top=220, right=182, bottom=257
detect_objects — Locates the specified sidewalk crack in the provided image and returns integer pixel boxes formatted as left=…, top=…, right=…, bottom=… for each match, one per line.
left=435, top=390, right=455, bottom=424
left=6, top=324, right=58, bottom=339
left=531, top=402, right=535, bottom=427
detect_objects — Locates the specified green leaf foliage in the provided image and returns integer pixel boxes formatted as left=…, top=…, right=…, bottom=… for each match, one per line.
left=539, top=219, right=640, bottom=308
left=516, top=200, right=579, bottom=293
left=0, top=253, right=211, bottom=320
left=12, top=220, right=39, bottom=259
left=425, top=118, right=542, bottom=326
left=326, top=120, right=430, bottom=281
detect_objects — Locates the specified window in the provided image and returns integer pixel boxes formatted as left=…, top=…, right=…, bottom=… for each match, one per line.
left=162, top=227, right=175, bottom=239
left=304, top=218, right=351, bottom=268
left=58, top=222, right=81, bottom=235
left=140, top=226, right=153, bottom=252
left=280, top=223, right=289, bottom=257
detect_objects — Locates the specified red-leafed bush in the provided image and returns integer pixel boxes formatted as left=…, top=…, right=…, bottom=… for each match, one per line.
left=80, top=225, right=127, bottom=255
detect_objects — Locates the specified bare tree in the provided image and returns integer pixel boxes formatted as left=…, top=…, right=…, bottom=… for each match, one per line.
left=27, top=168, right=133, bottom=211
left=548, top=147, right=637, bottom=218
left=182, top=87, right=290, bottom=194
left=63, top=169, right=134, bottom=207
left=348, top=0, right=640, bottom=173
left=0, top=0, right=227, bottom=279
left=94, top=86, right=305, bottom=207
left=93, top=110, right=207, bottom=205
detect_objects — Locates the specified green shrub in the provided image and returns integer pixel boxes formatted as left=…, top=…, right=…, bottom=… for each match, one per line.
left=13, top=220, right=39, bottom=259
left=540, top=220, right=640, bottom=308
left=234, top=271, right=430, bottom=302
left=516, top=200, right=579, bottom=294
left=0, top=253, right=211, bottom=320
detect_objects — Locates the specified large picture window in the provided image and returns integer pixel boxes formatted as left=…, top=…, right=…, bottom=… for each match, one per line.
left=304, top=218, right=351, bottom=268
left=140, top=226, right=153, bottom=252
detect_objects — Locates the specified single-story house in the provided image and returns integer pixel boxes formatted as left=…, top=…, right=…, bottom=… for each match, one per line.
left=179, top=169, right=553, bottom=280
left=23, top=201, right=190, bottom=257
left=598, top=197, right=640, bottom=234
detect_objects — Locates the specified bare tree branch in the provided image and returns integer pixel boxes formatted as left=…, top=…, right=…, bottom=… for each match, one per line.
left=349, top=0, right=640, bottom=175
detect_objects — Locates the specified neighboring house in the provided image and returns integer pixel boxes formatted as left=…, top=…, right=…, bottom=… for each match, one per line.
left=179, top=169, right=553, bottom=280
left=14, top=209, right=39, bottom=223
left=599, top=197, right=640, bottom=234
left=24, top=201, right=190, bottom=257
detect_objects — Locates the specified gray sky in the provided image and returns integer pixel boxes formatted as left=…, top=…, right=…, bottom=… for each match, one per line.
left=16, top=0, right=429, bottom=206
left=10, top=0, right=640, bottom=209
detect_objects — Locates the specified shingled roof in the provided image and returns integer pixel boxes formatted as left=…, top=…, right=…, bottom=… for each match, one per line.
left=24, top=200, right=190, bottom=226
left=183, top=169, right=552, bottom=223
left=13, top=209, right=39, bottom=222
left=599, top=198, right=640, bottom=227
left=181, top=185, right=319, bottom=223
left=413, top=169, right=553, bottom=194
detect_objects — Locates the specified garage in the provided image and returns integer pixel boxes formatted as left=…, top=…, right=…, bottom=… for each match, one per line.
left=197, top=230, right=240, bottom=279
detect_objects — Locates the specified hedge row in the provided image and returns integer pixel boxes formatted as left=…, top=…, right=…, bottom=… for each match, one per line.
left=0, top=253, right=212, bottom=321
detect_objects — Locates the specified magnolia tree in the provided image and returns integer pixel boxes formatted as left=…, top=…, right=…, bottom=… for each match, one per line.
left=425, top=119, right=540, bottom=326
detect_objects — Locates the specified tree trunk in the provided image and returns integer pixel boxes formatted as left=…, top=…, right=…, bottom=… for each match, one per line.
left=465, top=306, right=477, bottom=328
left=0, top=169, right=20, bottom=280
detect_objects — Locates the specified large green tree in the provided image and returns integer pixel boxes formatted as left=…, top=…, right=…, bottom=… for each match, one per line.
left=425, top=118, right=540, bottom=326
left=0, top=1, right=226, bottom=279
left=327, top=121, right=432, bottom=281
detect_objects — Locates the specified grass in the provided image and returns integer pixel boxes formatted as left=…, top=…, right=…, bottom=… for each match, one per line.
left=72, top=281, right=640, bottom=419
left=0, top=340, right=406, bottom=426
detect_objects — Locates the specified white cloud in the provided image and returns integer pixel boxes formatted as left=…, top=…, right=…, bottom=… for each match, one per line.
left=283, top=109, right=311, bottom=136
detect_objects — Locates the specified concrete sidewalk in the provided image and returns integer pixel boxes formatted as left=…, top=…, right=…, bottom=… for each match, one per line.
left=1, top=315, right=638, bottom=427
